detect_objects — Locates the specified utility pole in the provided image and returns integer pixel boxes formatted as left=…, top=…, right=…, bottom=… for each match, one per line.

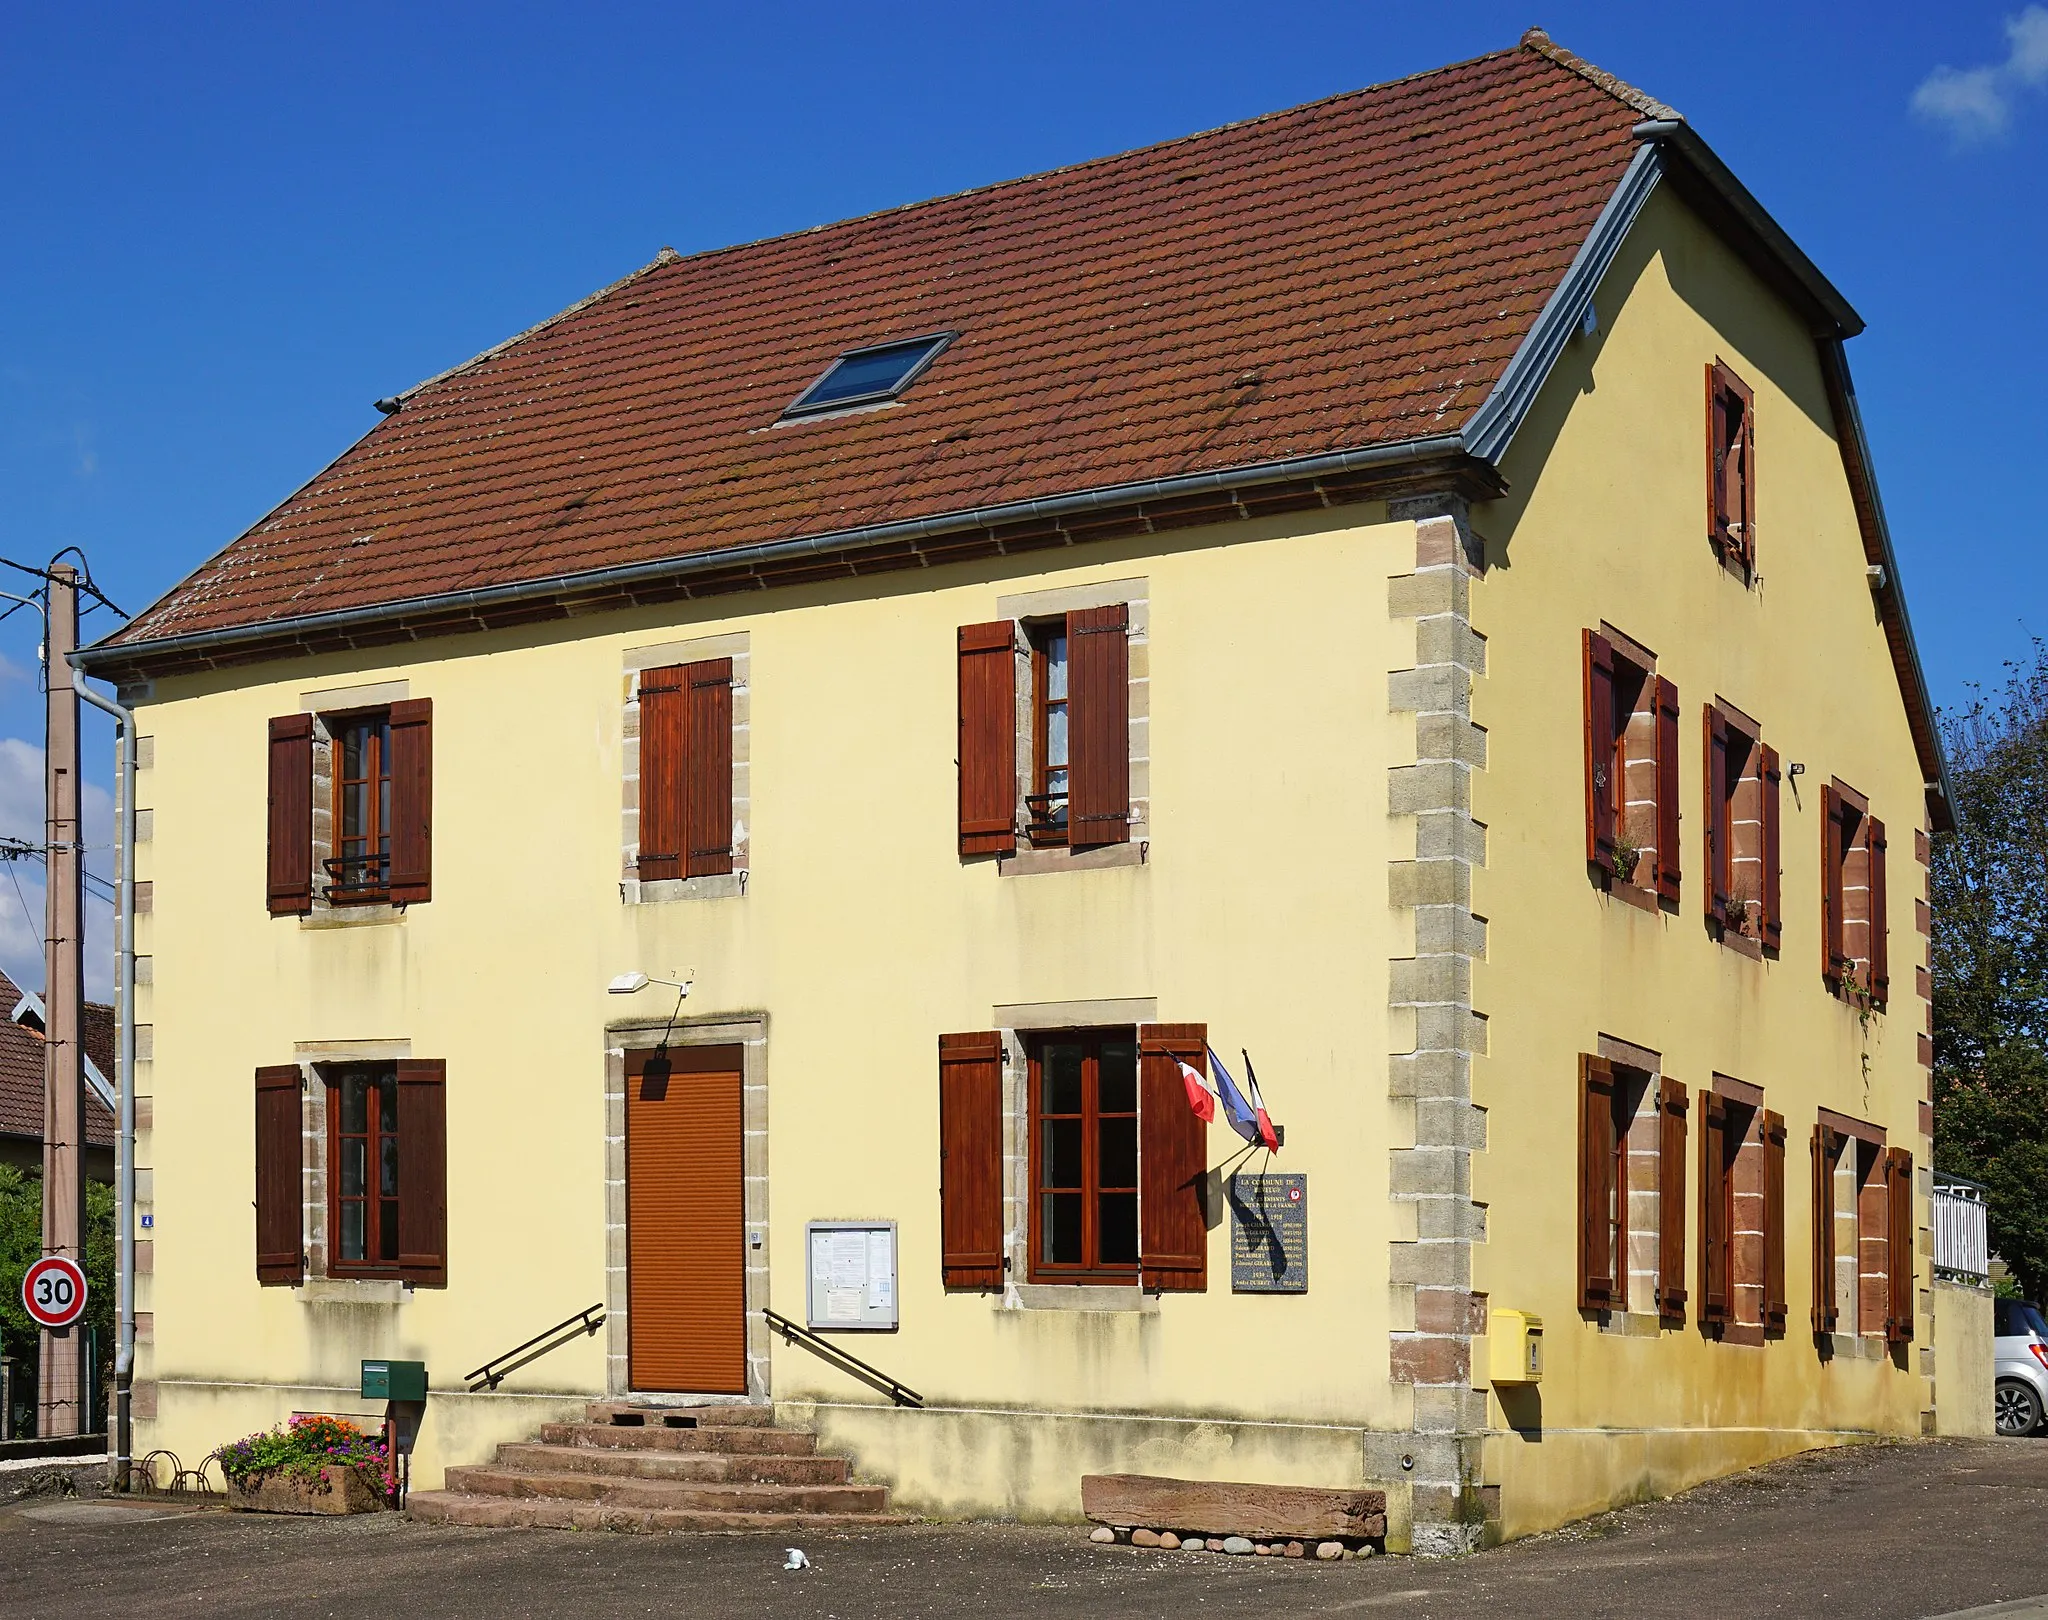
left=40, top=563, right=84, bottom=1438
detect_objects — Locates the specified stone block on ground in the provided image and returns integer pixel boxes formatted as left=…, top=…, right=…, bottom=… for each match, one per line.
left=1081, top=1473, right=1388, bottom=1541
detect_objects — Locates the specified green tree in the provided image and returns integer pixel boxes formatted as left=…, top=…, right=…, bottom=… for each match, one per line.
left=1933, top=640, right=2048, bottom=1300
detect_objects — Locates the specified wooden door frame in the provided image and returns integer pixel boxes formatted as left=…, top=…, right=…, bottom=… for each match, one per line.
left=604, top=1014, right=770, bottom=1402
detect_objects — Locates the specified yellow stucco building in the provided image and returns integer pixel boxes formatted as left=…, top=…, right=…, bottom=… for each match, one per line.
left=78, top=31, right=1954, bottom=1549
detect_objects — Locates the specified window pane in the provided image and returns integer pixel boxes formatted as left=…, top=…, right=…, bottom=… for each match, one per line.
left=379, top=1200, right=400, bottom=1262
left=378, top=777, right=391, bottom=840
left=1043, top=1119, right=1083, bottom=1189
left=380, top=1134, right=399, bottom=1198
left=1099, top=1043, right=1137, bottom=1113
left=1042, top=1192, right=1082, bottom=1265
left=340, top=1138, right=366, bottom=1198
left=795, top=337, right=945, bottom=411
left=1098, top=1117, right=1137, bottom=1190
left=341, top=1076, right=367, bottom=1135
left=1046, top=704, right=1068, bottom=771
left=378, top=1076, right=397, bottom=1134
left=342, top=723, right=364, bottom=780
left=1043, top=1045, right=1083, bottom=1114
left=1098, top=1193, right=1138, bottom=1266
left=1045, top=634, right=1067, bottom=701
left=343, top=780, right=368, bottom=842
left=339, top=1201, right=365, bottom=1261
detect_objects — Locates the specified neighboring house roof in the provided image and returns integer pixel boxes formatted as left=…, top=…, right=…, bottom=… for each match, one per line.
left=77, top=29, right=1948, bottom=819
left=0, top=970, right=115, bottom=1153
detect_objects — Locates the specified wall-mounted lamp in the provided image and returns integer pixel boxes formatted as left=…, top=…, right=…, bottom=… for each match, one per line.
left=607, top=970, right=694, bottom=996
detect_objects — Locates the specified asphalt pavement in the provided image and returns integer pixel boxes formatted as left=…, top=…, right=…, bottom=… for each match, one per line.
left=2, top=1436, right=2044, bottom=1618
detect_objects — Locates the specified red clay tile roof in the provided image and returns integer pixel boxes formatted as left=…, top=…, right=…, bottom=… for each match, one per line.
left=0, top=971, right=115, bottom=1152
left=108, top=35, right=1653, bottom=649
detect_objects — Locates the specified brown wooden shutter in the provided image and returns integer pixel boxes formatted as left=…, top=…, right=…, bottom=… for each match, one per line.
left=938, top=1032, right=1004, bottom=1288
left=1655, top=676, right=1681, bottom=904
left=1822, top=785, right=1846, bottom=985
left=1698, top=1092, right=1732, bottom=1327
left=1138, top=1023, right=1208, bottom=1293
left=254, top=1065, right=304, bottom=1285
left=1706, top=363, right=1728, bottom=553
left=1068, top=604, right=1130, bottom=848
left=387, top=698, right=433, bottom=906
left=1811, top=1123, right=1839, bottom=1335
left=1762, top=1109, right=1788, bottom=1333
left=396, top=1058, right=448, bottom=1287
left=266, top=714, right=315, bottom=917
left=1885, top=1146, right=1914, bottom=1345
left=1736, top=376, right=1757, bottom=572
left=1702, top=705, right=1730, bottom=925
left=1657, top=1077, right=1688, bottom=1326
left=637, top=665, right=687, bottom=881
left=1577, top=1054, right=1616, bottom=1312
left=956, top=623, right=1018, bottom=858
left=1760, top=744, right=1783, bottom=951
left=1583, top=631, right=1616, bottom=874
left=685, top=659, right=734, bottom=877
left=1868, top=815, right=1889, bottom=1005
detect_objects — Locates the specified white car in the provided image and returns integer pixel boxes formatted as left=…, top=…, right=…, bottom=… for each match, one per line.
left=1994, top=1297, right=2048, bottom=1436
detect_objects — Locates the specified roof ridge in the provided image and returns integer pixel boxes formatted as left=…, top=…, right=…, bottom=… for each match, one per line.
left=1518, top=27, right=1681, bottom=122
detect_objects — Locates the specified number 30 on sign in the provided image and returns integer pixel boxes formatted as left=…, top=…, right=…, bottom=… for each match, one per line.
left=22, top=1255, right=88, bottom=1330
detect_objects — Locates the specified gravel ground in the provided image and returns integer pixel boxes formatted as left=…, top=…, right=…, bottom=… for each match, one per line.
left=1, top=1437, right=2043, bottom=1618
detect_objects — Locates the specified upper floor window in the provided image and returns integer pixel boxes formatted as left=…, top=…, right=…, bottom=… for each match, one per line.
left=1707, top=360, right=1756, bottom=580
left=1702, top=699, right=1783, bottom=952
left=635, top=659, right=735, bottom=883
left=956, top=603, right=1132, bottom=859
left=265, top=698, right=432, bottom=917
left=330, top=712, right=392, bottom=903
left=1028, top=621, right=1070, bottom=843
left=1821, top=780, right=1889, bottom=1005
left=1581, top=627, right=1679, bottom=906
left=782, top=332, right=955, bottom=418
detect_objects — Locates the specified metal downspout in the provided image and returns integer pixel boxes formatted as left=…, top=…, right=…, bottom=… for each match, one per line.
left=72, top=670, right=134, bottom=1490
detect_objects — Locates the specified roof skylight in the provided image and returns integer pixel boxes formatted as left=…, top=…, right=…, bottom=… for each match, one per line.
left=783, top=332, right=955, bottom=418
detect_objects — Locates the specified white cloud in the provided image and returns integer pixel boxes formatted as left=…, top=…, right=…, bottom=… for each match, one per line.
left=0, top=737, right=117, bottom=1002
left=1914, top=7, right=2048, bottom=143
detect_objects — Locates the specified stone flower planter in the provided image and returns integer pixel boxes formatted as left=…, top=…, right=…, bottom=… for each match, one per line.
left=226, top=1466, right=388, bottom=1515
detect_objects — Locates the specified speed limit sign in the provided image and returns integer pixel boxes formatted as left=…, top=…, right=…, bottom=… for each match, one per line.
left=21, top=1256, right=87, bottom=1330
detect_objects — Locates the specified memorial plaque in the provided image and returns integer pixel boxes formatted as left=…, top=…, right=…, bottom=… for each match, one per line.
left=1229, top=1173, right=1307, bottom=1293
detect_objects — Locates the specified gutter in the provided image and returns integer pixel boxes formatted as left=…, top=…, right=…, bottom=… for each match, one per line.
left=70, top=670, right=135, bottom=1491
left=76, top=432, right=1475, bottom=672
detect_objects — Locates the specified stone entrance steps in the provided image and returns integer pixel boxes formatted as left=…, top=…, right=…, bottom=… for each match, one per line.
left=407, top=1402, right=906, bottom=1533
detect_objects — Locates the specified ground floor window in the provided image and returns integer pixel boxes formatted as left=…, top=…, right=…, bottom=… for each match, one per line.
left=329, top=1066, right=399, bottom=1270
left=1029, top=1030, right=1139, bottom=1281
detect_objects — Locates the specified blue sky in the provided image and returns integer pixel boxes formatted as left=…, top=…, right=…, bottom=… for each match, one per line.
left=0, top=2, right=2042, bottom=988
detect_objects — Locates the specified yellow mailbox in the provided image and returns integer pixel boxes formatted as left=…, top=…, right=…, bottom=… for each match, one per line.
left=1489, top=1310, right=1543, bottom=1384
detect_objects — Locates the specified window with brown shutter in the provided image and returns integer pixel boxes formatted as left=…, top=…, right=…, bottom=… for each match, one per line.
left=957, top=624, right=1018, bottom=858
left=1657, top=1077, right=1688, bottom=1327
left=1067, top=604, right=1131, bottom=848
left=1583, top=627, right=1671, bottom=898
left=1031, top=1031, right=1141, bottom=1282
left=1822, top=780, right=1884, bottom=1004
left=938, top=1032, right=1004, bottom=1288
left=266, top=715, right=314, bottom=917
left=1707, top=360, right=1756, bottom=578
left=1698, top=1092, right=1733, bottom=1328
left=1811, top=1122, right=1841, bottom=1336
left=387, top=698, right=433, bottom=905
left=1577, top=1054, right=1616, bottom=1313
left=1137, top=1023, right=1207, bottom=1292
left=255, top=1065, right=305, bottom=1285
left=1762, top=1109, right=1788, bottom=1334
left=1885, top=1146, right=1914, bottom=1345
left=638, top=662, right=733, bottom=881
left=323, top=1060, right=446, bottom=1286
left=1703, top=699, right=1767, bottom=947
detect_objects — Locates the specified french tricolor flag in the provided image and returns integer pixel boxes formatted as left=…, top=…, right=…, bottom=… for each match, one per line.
left=1179, top=1047, right=1280, bottom=1153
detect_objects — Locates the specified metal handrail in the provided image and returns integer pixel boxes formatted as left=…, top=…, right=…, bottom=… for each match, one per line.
left=762, top=1308, right=923, bottom=1408
left=324, top=851, right=390, bottom=898
left=465, top=1304, right=605, bottom=1393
